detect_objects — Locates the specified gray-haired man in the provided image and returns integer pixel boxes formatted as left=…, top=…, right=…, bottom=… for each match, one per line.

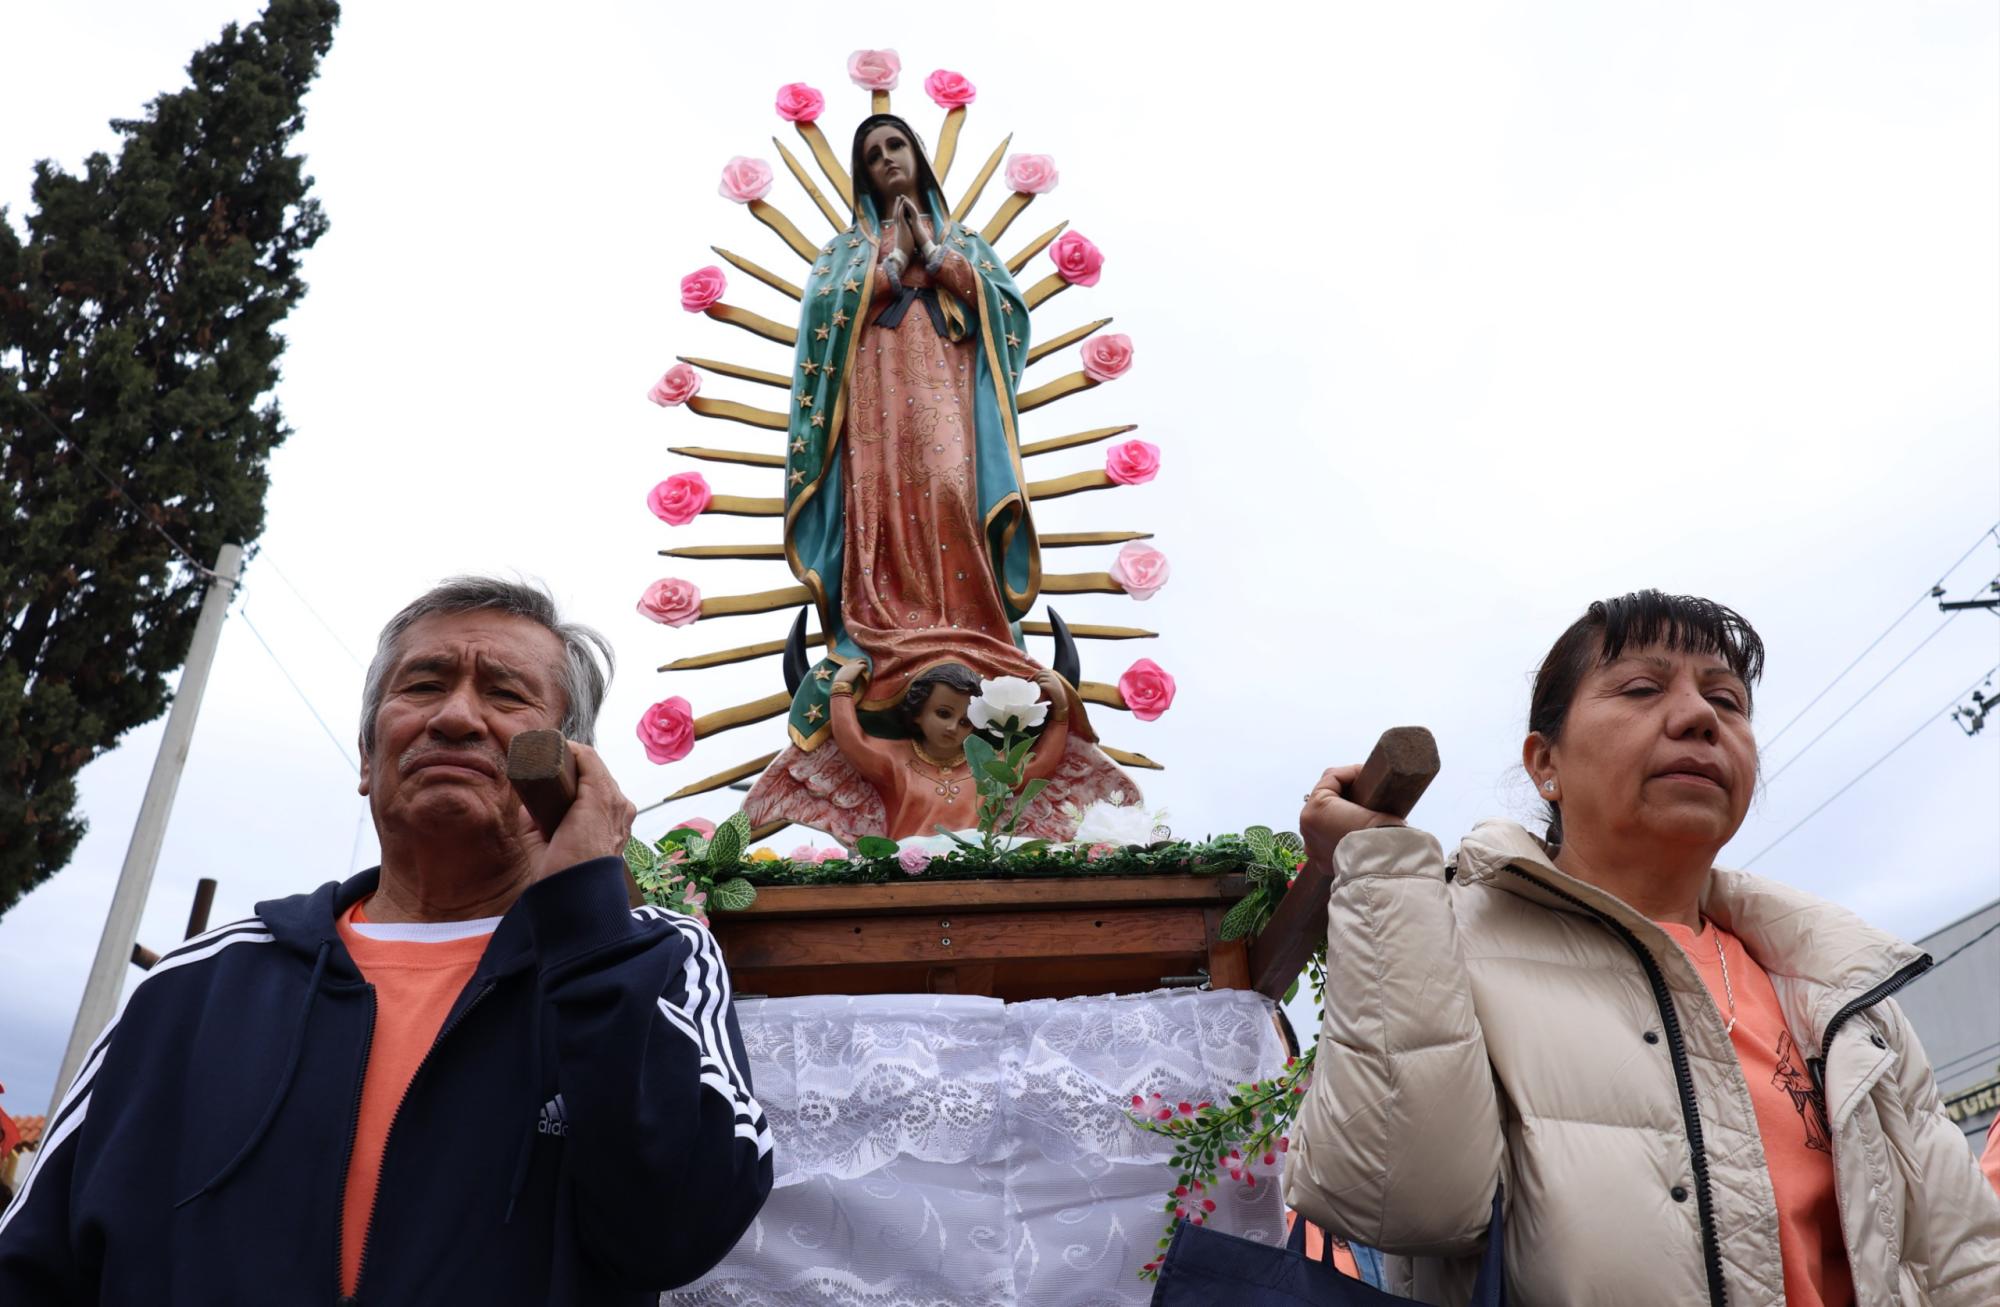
left=1, top=578, right=773, bottom=1306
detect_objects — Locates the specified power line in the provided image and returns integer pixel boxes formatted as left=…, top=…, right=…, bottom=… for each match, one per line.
left=1763, top=524, right=2000, bottom=750
left=238, top=606, right=360, bottom=776
left=1744, top=662, right=2000, bottom=868
left=1928, top=917, right=2000, bottom=975
left=1762, top=613, right=1961, bottom=785
left=257, top=549, right=367, bottom=670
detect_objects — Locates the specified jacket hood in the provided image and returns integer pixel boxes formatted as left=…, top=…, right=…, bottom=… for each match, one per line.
left=256, top=867, right=544, bottom=985
left=1452, top=819, right=1927, bottom=1022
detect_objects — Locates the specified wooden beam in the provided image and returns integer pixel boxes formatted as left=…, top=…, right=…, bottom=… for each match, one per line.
left=1021, top=620, right=1156, bottom=640
left=1017, top=370, right=1097, bottom=413
left=687, top=396, right=788, bottom=431
left=951, top=133, right=1011, bottom=223
left=747, top=199, right=820, bottom=262
left=726, top=874, right=1245, bottom=917
left=1006, top=220, right=1068, bottom=275
left=1247, top=727, right=1439, bottom=998
left=774, top=137, right=845, bottom=231
left=704, top=302, right=798, bottom=346
left=661, top=542, right=786, bottom=560
left=1026, top=319, right=1112, bottom=368
left=704, top=494, right=785, bottom=517
left=1040, top=530, right=1153, bottom=548
left=711, top=246, right=803, bottom=301
left=1024, top=273, right=1068, bottom=310
left=661, top=752, right=778, bottom=802
left=698, top=585, right=813, bottom=619
left=1026, top=470, right=1115, bottom=501
left=795, top=122, right=854, bottom=210
left=871, top=89, right=890, bottom=115
left=692, top=691, right=793, bottom=740
left=660, top=632, right=826, bottom=673
left=1100, top=746, right=1164, bottom=771
left=980, top=192, right=1034, bottom=246
left=934, top=106, right=967, bottom=181
left=669, top=446, right=785, bottom=470
left=1042, top=572, right=1123, bottom=595
left=1077, top=681, right=1130, bottom=711
left=679, top=355, right=789, bottom=389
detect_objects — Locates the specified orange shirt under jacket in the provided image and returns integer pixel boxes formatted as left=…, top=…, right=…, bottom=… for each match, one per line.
left=1659, top=919, right=1854, bottom=1307
left=333, top=900, right=497, bottom=1299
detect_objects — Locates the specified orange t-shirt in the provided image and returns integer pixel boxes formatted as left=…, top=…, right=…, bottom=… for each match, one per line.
left=1660, top=919, right=1854, bottom=1307
left=1282, top=1211, right=1363, bottom=1277
left=334, top=900, right=496, bottom=1298
left=1981, top=1115, right=2000, bottom=1201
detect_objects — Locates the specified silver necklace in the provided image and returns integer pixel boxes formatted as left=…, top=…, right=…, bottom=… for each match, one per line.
left=1710, top=924, right=1738, bottom=1036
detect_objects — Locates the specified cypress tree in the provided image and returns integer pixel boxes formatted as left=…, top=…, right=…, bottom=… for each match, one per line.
left=0, top=0, right=339, bottom=915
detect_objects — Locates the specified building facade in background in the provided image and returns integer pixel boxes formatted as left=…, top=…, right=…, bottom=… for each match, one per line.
left=1895, top=898, right=2000, bottom=1149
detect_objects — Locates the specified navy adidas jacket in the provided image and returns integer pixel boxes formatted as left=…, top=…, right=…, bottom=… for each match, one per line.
left=0, top=857, right=773, bottom=1305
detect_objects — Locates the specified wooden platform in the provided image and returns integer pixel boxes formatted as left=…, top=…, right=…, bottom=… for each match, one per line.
left=709, top=875, right=1253, bottom=1001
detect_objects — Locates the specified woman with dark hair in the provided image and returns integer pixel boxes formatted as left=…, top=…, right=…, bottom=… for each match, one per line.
left=1285, top=591, right=2000, bottom=1305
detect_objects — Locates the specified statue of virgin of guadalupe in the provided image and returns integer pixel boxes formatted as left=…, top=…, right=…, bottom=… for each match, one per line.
left=746, top=113, right=1139, bottom=842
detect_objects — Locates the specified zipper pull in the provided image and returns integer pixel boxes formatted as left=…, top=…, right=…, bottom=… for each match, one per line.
left=1807, top=1056, right=1826, bottom=1102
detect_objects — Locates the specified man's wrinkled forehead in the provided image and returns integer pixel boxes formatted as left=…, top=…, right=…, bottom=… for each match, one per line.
left=388, top=611, right=563, bottom=692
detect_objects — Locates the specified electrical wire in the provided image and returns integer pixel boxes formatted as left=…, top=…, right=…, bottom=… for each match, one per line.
left=257, top=550, right=367, bottom=669
left=1762, top=613, right=1962, bottom=785
left=238, top=607, right=360, bottom=776
left=1763, top=525, right=1999, bottom=750
left=1743, top=663, right=2000, bottom=868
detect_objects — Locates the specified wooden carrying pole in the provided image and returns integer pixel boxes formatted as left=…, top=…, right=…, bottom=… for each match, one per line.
left=53, top=544, right=243, bottom=1113
left=1248, top=726, right=1440, bottom=998
left=506, top=730, right=643, bottom=907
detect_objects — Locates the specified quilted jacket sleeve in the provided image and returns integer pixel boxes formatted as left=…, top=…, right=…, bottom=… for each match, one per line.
left=1879, top=1002, right=2000, bottom=1306
left=1282, top=826, right=1505, bottom=1255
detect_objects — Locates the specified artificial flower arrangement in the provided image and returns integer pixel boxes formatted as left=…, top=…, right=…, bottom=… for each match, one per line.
left=625, top=677, right=1327, bottom=1281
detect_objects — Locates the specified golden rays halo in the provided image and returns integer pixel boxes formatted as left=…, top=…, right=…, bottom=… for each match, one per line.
left=644, top=57, right=1166, bottom=817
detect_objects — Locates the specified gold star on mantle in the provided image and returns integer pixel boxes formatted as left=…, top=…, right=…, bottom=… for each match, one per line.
left=842, top=278, right=860, bottom=293
left=979, top=258, right=995, bottom=272
left=815, top=324, right=830, bottom=340
left=788, top=469, right=805, bottom=486
left=813, top=666, right=832, bottom=682
left=801, top=360, right=820, bottom=377
left=796, top=392, right=814, bottom=408
left=791, top=437, right=807, bottom=453
left=832, top=310, right=849, bottom=327
left=1005, top=332, right=1020, bottom=348
left=811, top=413, right=826, bottom=428
left=816, top=284, right=833, bottom=298
left=805, top=703, right=824, bottom=723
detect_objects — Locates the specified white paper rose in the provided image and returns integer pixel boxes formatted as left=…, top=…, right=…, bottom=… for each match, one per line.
left=1072, top=800, right=1163, bottom=848
left=968, top=675, right=1047, bottom=732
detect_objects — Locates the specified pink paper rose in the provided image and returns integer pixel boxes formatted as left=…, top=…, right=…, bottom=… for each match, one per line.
left=898, top=847, right=933, bottom=875
left=816, top=847, right=850, bottom=863
left=637, top=696, right=697, bottom=764
left=1004, top=153, right=1059, bottom=194
left=647, top=362, right=701, bottom=407
left=847, top=49, right=901, bottom=90
left=647, top=471, right=712, bottom=526
left=718, top=156, right=774, bottom=204
left=924, top=69, right=977, bottom=108
left=1050, top=231, right=1104, bottom=287
left=787, top=844, right=820, bottom=864
left=1080, top=333, right=1133, bottom=382
left=679, top=265, right=727, bottom=313
left=774, top=82, right=825, bottom=123
left=674, top=817, right=717, bottom=839
left=1108, top=542, right=1171, bottom=601
left=1118, top=659, right=1177, bottom=722
left=1104, top=439, right=1160, bottom=486
left=638, top=577, right=703, bottom=627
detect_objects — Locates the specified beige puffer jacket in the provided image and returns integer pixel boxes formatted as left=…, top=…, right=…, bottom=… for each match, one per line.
left=1284, top=821, right=2000, bottom=1306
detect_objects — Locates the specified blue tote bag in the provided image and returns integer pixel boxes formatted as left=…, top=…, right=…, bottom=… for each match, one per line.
left=1148, top=1189, right=1505, bottom=1307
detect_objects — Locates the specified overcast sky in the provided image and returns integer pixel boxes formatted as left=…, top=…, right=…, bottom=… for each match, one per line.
left=3, top=1, right=1996, bottom=1116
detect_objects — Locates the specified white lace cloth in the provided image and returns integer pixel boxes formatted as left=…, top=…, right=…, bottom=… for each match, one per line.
left=668, top=988, right=1290, bottom=1306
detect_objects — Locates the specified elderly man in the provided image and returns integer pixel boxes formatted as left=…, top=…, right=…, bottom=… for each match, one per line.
left=0, top=578, right=772, bottom=1305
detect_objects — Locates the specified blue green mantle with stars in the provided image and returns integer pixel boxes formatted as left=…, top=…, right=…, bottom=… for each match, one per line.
left=781, top=186, right=1038, bottom=749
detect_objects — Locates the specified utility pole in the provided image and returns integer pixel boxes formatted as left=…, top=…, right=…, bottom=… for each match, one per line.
left=50, top=544, right=243, bottom=1113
